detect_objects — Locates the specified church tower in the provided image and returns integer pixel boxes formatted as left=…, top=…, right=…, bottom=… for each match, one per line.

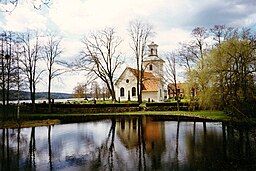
left=143, top=42, right=164, bottom=77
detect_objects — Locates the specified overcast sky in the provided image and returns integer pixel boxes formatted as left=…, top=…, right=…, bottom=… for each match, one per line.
left=1, top=0, right=256, bottom=93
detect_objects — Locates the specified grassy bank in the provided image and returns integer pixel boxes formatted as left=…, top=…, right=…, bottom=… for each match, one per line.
left=0, top=119, right=61, bottom=129
left=122, top=110, right=229, bottom=120
left=0, top=110, right=238, bottom=128
left=22, top=110, right=228, bottom=120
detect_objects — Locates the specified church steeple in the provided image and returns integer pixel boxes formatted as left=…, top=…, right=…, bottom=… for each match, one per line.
left=143, top=41, right=164, bottom=77
left=148, top=42, right=158, bottom=56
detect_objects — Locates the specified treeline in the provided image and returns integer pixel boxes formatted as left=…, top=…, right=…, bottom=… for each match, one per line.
left=173, top=25, right=256, bottom=117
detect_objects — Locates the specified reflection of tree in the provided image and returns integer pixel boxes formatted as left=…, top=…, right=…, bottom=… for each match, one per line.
left=48, top=126, right=53, bottom=171
left=185, top=122, right=223, bottom=170
left=106, top=119, right=116, bottom=170
left=222, top=122, right=227, bottom=160
left=2, top=120, right=256, bottom=170
left=90, top=119, right=122, bottom=170
left=90, top=117, right=167, bottom=170
left=183, top=122, right=256, bottom=170
left=174, top=120, right=180, bottom=171
left=1, top=129, right=8, bottom=170
left=17, top=127, right=20, bottom=170
left=137, top=116, right=146, bottom=171
left=116, top=116, right=166, bottom=170
left=143, top=117, right=166, bottom=169
left=0, top=128, right=28, bottom=170
left=27, top=127, right=36, bottom=170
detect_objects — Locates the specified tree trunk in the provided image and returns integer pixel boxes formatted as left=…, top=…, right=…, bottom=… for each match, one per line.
left=139, top=69, right=143, bottom=104
left=31, top=83, right=36, bottom=113
left=175, top=81, right=180, bottom=111
left=48, top=76, right=51, bottom=113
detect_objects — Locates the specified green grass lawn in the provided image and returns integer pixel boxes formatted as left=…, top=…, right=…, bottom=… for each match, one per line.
left=121, top=110, right=230, bottom=120
left=23, top=110, right=229, bottom=121
left=4, top=110, right=256, bottom=129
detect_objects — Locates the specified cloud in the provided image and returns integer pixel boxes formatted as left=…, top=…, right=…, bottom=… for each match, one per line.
left=148, top=0, right=256, bottom=30
left=188, top=1, right=256, bottom=28
left=2, top=3, right=47, bottom=32
left=48, top=0, right=167, bottom=34
left=1, top=0, right=256, bottom=93
left=156, top=28, right=190, bottom=52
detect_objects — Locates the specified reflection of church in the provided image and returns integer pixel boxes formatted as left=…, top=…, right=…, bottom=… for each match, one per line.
left=116, top=117, right=140, bottom=149
left=143, top=117, right=165, bottom=156
left=116, top=116, right=166, bottom=165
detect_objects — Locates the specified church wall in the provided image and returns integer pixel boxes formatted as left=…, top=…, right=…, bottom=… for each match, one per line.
left=142, top=92, right=158, bottom=102
left=143, top=60, right=164, bottom=77
left=157, top=82, right=166, bottom=101
left=115, top=70, right=138, bottom=101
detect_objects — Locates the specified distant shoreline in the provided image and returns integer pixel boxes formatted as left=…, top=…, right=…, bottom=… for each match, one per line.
left=5, top=98, right=85, bottom=104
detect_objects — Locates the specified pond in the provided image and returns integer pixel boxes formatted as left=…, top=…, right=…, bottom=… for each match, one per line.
left=1, top=116, right=256, bottom=171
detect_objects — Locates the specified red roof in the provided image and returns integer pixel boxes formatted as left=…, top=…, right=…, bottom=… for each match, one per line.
left=142, top=78, right=159, bottom=92
left=127, top=67, right=159, bottom=92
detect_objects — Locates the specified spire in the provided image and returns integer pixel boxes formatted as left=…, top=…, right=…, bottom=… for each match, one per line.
left=148, top=41, right=158, bottom=57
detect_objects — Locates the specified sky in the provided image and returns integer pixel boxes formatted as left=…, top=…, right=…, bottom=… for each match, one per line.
left=0, top=0, right=256, bottom=93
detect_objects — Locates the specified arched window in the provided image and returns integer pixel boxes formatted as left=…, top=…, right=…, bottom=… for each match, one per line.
left=150, top=48, right=153, bottom=55
left=132, top=87, right=136, bottom=96
left=149, top=64, right=153, bottom=71
left=120, top=87, right=125, bottom=96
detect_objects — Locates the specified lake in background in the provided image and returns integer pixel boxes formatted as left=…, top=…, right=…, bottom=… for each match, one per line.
left=1, top=116, right=256, bottom=171
left=5, top=98, right=86, bottom=104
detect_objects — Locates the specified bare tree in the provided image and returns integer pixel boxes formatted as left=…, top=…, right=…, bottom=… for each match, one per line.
left=0, top=31, right=20, bottom=118
left=43, top=32, right=64, bottom=113
left=102, top=83, right=110, bottom=101
left=165, top=52, right=180, bottom=110
left=177, top=27, right=209, bottom=109
left=91, top=81, right=101, bottom=100
left=19, top=30, right=44, bottom=112
left=128, top=19, right=154, bottom=103
left=73, top=82, right=85, bottom=98
left=0, top=32, right=9, bottom=118
left=79, top=27, right=123, bottom=102
left=190, top=27, right=208, bottom=71
left=210, top=25, right=238, bottom=47
left=83, top=73, right=97, bottom=100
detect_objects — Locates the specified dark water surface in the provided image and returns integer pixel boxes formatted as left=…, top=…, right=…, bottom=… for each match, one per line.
left=1, top=116, right=256, bottom=171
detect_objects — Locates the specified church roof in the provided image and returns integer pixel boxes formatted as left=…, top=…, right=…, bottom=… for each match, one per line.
left=127, top=67, right=159, bottom=92
left=127, top=67, right=155, bottom=78
left=142, top=78, right=159, bottom=92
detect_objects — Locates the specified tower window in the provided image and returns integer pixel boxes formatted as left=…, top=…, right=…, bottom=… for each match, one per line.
left=126, top=79, right=129, bottom=83
left=149, top=64, right=153, bottom=71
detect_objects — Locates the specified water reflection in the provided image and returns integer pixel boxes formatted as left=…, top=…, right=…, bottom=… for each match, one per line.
left=116, top=116, right=165, bottom=170
left=1, top=117, right=256, bottom=170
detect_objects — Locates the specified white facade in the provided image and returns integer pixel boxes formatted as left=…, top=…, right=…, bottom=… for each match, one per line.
left=115, top=68, right=138, bottom=101
left=115, top=42, right=166, bottom=102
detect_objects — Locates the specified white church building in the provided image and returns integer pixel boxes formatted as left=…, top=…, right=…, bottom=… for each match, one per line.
left=115, top=42, right=167, bottom=102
